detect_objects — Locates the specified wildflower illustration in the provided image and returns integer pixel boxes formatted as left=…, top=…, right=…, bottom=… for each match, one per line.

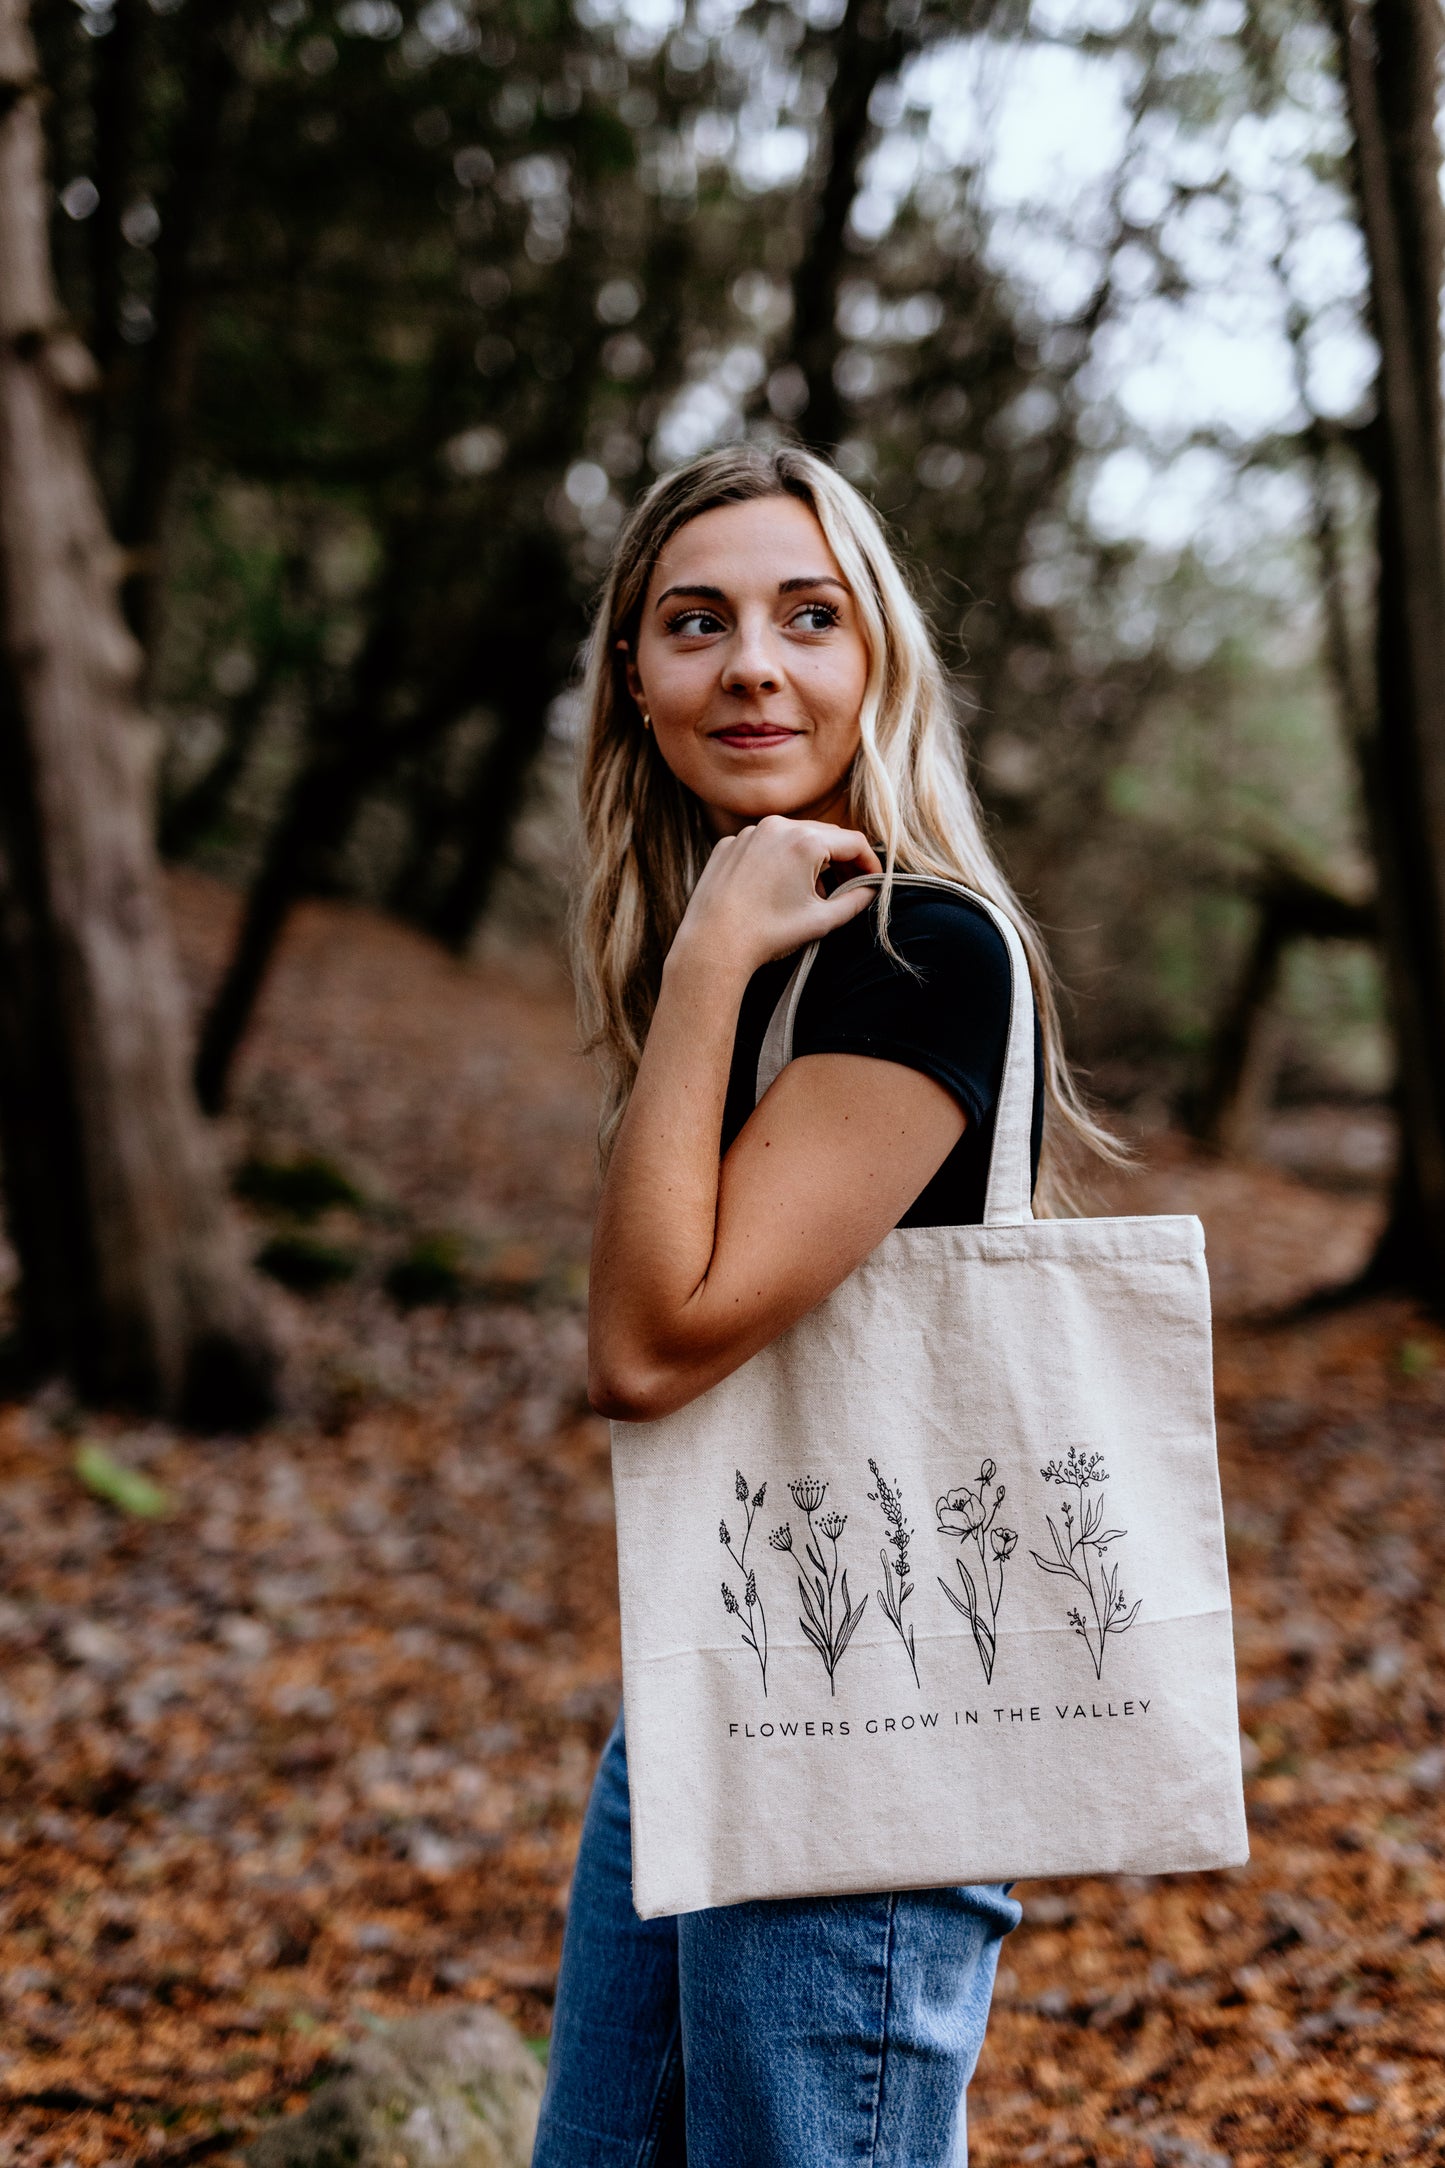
left=770, top=1477, right=868, bottom=1696
left=1029, top=1446, right=1139, bottom=1679
left=935, top=1458, right=1016, bottom=1684
left=719, top=1468, right=769, bottom=1695
left=867, top=1458, right=919, bottom=1686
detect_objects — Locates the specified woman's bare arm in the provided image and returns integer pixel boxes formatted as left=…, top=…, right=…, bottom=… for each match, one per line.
left=587, top=819, right=966, bottom=1421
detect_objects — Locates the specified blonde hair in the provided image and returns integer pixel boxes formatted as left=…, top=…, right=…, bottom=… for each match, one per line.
left=572, top=442, right=1120, bottom=1213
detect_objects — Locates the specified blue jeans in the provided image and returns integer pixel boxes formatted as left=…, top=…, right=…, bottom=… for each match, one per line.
left=533, top=1713, right=1020, bottom=2167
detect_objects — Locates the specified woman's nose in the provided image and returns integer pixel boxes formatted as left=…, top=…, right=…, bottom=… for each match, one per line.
left=723, top=614, right=781, bottom=694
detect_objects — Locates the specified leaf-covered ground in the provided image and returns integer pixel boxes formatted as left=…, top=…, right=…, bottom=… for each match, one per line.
left=1, top=877, right=1442, bottom=2167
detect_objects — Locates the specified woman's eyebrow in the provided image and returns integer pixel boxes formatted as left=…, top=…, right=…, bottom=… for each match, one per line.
left=653, top=583, right=726, bottom=611
left=652, top=572, right=849, bottom=613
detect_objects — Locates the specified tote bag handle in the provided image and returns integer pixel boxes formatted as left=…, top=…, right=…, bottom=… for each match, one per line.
left=753, top=873, right=1037, bottom=1229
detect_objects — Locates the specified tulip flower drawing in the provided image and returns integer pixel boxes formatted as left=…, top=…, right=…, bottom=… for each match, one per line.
left=719, top=1467, right=769, bottom=1695
left=1030, top=1447, right=1138, bottom=1679
left=936, top=1457, right=1015, bottom=1683
left=771, top=1476, right=868, bottom=1696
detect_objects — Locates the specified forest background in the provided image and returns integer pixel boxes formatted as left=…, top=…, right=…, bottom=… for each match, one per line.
left=1, top=0, right=1445, bottom=2161
left=20, top=0, right=1403, bottom=1140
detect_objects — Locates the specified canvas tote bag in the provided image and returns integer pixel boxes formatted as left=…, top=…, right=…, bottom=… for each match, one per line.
left=611, top=875, right=1248, bottom=1919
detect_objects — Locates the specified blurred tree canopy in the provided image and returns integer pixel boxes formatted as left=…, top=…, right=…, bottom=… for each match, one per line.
left=29, top=0, right=1412, bottom=1140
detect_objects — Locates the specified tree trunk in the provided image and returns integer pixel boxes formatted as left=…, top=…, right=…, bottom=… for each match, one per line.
left=787, top=0, right=910, bottom=453
left=422, top=531, right=571, bottom=951
left=87, top=0, right=145, bottom=434
left=194, top=519, right=576, bottom=1109
left=157, top=664, right=274, bottom=860
left=1197, top=908, right=1290, bottom=1159
left=192, top=606, right=461, bottom=1111
left=116, top=0, right=247, bottom=669
left=0, top=0, right=275, bottom=1423
left=1328, top=0, right=1445, bottom=1291
left=424, top=680, right=554, bottom=955
left=1195, top=863, right=1377, bottom=1156
left=192, top=740, right=371, bottom=1115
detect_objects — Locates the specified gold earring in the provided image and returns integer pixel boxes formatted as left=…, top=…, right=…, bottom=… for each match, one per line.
left=640, top=708, right=652, bottom=732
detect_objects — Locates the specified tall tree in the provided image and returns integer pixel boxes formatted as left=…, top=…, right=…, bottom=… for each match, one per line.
left=0, top=0, right=275, bottom=1422
left=788, top=0, right=912, bottom=452
left=113, top=0, right=250, bottom=669
left=169, top=2, right=721, bottom=1105
left=1326, top=0, right=1445, bottom=1288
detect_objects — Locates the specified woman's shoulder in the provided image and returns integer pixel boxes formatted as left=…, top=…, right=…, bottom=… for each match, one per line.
left=821, top=880, right=1013, bottom=985
left=884, top=881, right=1011, bottom=954
left=795, top=878, right=1018, bottom=1117
left=797, top=882, right=1017, bottom=1060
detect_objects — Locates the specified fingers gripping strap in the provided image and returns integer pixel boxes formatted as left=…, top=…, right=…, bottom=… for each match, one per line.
left=751, top=875, right=1037, bottom=1228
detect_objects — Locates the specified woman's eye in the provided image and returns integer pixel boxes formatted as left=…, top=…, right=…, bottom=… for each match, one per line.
left=666, top=608, right=725, bottom=636
left=790, top=602, right=841, bottom=632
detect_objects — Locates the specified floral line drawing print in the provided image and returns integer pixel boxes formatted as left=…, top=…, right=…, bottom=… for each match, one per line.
left=1029, top=1446, right=1139, bottom=1680
left=936, top=1459, right=1017, bottom=1684
left=770, top=1477, right=868, bottom=1697
left=720, top=1468, right=769, bottom=1696
left=867, top=1458, right=919, bottom=1687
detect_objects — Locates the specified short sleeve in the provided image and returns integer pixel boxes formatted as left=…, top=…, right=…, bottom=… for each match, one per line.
left=791, top=888, right=1014, bottom=1129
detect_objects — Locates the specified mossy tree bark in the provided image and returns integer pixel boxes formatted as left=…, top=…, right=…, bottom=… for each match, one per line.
left=0, top=0, right=275, bottom=1422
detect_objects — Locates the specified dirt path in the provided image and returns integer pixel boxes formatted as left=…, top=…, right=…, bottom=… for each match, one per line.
left=1, top=883, right=1441, bottom=2166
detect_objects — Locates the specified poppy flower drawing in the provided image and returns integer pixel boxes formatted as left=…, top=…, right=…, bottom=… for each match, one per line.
left=936, top=1486, right=988, bottom=1540
left=936, top=1459, right=1013, bottom=1682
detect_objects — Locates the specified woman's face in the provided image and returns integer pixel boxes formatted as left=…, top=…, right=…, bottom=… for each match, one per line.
left=624, top=493, right=871, bottom=835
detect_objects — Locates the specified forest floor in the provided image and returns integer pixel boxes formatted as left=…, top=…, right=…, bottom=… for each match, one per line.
left=1, top=873, right=1443, bottom=2168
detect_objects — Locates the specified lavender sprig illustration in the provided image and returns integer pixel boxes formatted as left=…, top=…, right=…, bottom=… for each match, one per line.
left=935, top=1458, right=1016, bottom=1684
left=1030, top=1446, right=1138, bottom=1679
left=770, top=1477, right=868, bottom=1696
left=867, top=1458, right=919, bottom=1686
left=720, top=1468, right=769, bottom=1695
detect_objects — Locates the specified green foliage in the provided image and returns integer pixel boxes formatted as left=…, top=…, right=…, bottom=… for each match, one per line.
left=74, top=1442, right=171, bottom=1518
left=235, top=1154, right=366, bottom=1221
left=256, top=1233, right=361, bottom=1292
left=384, top=1232, right=469, bottom=1307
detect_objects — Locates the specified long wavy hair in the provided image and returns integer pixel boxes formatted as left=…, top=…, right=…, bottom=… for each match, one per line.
left=572, top=441, right=1120, bottom=1212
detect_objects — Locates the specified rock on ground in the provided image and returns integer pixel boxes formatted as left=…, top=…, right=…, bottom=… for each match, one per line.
left=245, top=2005, right=544, bottom=2168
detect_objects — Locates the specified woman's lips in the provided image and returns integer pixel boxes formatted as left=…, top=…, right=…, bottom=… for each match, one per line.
left=709, top=726, right=799, bottom=749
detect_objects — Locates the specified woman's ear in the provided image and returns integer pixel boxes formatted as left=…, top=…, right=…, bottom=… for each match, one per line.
left=618, top=639, right=650, bottom=729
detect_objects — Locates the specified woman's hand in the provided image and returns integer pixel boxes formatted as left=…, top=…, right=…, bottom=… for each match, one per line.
left=587, top=815, right=966, bottom=1424
left=668, top=816, right=882, bottom=983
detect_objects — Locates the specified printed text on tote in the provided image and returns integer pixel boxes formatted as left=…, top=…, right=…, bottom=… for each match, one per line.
left=727, top=1699, right=1152, bottom=1740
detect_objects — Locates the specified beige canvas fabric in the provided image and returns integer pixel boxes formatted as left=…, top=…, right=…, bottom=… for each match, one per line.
left=611, top=876, right=1248, bottom=1919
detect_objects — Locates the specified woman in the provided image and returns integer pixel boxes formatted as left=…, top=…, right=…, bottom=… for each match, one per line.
left=533, top=444, right=1116, bottom=2167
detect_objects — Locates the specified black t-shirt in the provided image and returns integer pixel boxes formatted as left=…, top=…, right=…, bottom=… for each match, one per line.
left=720, top=888, right=1044, bottom=1228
